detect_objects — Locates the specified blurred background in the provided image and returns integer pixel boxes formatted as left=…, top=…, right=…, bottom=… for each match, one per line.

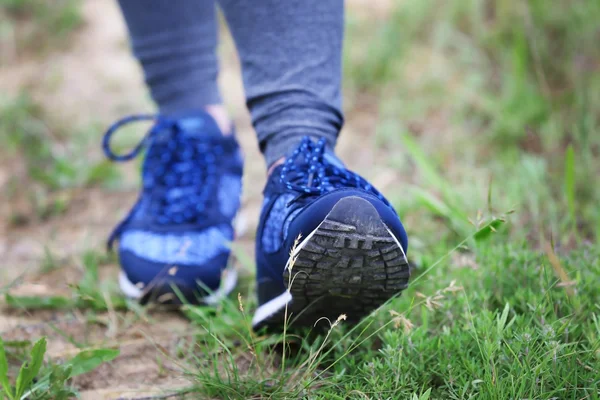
left=0, top=0, right=599, bottom=395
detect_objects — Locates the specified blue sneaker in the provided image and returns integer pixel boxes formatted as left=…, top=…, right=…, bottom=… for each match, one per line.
left=102, top=112, right=243, bottom=304
left=252, top=137, right=409, bottom=330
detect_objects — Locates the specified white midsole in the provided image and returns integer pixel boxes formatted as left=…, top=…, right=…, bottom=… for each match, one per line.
left=119, top=270, right=145, bottom=298
left=118, top=267, right=238, bottom=305
left=251, top=290, right=293, bottom=327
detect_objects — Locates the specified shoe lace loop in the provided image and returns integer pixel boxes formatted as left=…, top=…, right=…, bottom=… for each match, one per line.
left=102, top=114, right=222, bottom=249
left=102, top=114, right=161, bottom=161
left=280, top=137, right=390, bottom=205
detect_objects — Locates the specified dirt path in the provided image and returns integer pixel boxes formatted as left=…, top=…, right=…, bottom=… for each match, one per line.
left=1, top=1, right=398, bottom=397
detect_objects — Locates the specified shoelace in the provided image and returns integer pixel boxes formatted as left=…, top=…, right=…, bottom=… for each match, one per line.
left=102, top=114, right=222, bottom=249
left=280, top=136, right=390, bottom=206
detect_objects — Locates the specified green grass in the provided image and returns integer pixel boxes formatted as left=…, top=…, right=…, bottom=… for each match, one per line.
left=0, top=0, right=82, bottom=61
left=6, top=250, right=129, bottom=312
left=0, top=94, right=121, bottom=191
left=0, top=94, right=121, bottom=226
left=162, top=233, right=597, bottom=399
left=0, top=337, right=119, bottom=399
left=176, top=0, right=600, bottom=397
left=2, top=0, right=600, bottom=398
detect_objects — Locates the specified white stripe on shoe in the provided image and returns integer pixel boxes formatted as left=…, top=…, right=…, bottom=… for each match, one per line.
left=385, top=225, right=409, bottom=264
left=119, top=270, right=144, bottom=298
left=251, top=290, right=293, bottom=327
left=118, top=267, right=238, bottom=305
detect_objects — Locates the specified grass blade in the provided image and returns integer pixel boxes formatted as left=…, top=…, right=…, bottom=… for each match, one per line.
left=564, top=144, right=575, bottom=222
left=5, top=294, right=74, bottom=310
left=67, top=348, right=119, bottom=377
left=14, top=337, right=46, bottom=399
left=0, top=337, right=15, bottom=400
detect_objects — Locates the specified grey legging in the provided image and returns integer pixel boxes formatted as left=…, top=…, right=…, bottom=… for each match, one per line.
left=117, top=0, right=344, bottom=166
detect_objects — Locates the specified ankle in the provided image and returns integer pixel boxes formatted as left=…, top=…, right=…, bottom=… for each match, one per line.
left=267, top=157, right=285, bottom=176
left=204, top=105, right=232, bottom=135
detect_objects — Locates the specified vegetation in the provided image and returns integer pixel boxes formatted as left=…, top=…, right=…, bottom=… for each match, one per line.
left=1, top=0, right=599, bottom=398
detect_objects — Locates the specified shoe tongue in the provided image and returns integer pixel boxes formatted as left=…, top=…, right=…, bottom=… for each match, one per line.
left=167, top=109, right=224, bottom=137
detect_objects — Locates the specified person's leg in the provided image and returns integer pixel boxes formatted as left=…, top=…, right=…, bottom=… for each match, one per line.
left=217, top=0, right=344, bottom=167
left=104, top=0, right=243, bottom=303
left=117, top=0, right=230, bottom=132
left=216, top=0, right=410, bottom=330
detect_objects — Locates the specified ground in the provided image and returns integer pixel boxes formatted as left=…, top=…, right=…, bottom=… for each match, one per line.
left=1, top=0, right=599, bottom=399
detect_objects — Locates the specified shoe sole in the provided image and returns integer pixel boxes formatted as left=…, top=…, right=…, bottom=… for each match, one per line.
left=252, top=196, right=410, bottom=330
left=119, top=266, right=238, bottom=306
